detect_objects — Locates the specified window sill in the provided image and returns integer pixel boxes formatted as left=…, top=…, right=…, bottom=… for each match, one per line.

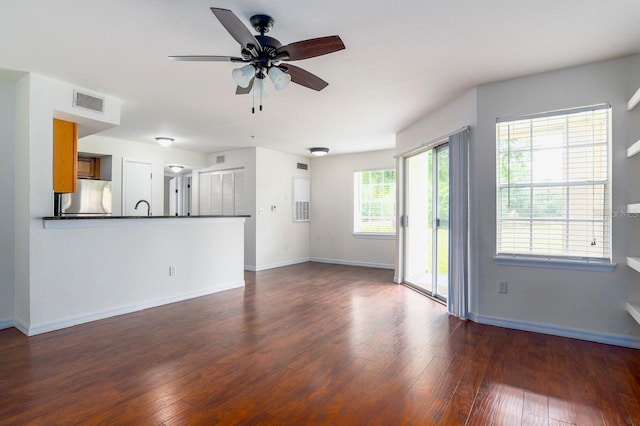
left=353, top=233, right=396, bottom=240
left=495, top=255, right=616, bottom=272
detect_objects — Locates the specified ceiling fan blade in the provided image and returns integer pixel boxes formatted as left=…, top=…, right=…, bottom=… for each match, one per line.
left=278, top=64, right=329, bottom=91
left=236, top=78, right=255, bottom=95
left=275, top=36, right=345, bottom=61
left=168, top=55, right=245, bottom=62
left=210, top=8, right=260, bottom=51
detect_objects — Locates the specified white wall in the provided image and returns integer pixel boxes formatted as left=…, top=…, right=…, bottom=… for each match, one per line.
left=79, top=135, right=209, bottom=216
left=398, top=54, right=640, bottom=346
left=0, top=77, right=18, bottom=324
left=255, top=147, right=310, bottom=270
left=310, top=149, right=396, bottom=269
left=473, top=54, right=640, bottom=343
left=33, top=218, right=244, bottom=333
left=396, top=89, right=477, bottom=155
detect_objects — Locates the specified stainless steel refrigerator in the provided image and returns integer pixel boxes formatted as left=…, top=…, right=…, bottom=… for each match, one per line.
left=60, top=179, right=112, bottom=216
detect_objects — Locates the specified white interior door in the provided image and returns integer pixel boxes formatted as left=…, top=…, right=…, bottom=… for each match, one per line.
left=123, top=159, right=153, bottom=216
left=169, top=177, right=177, bottom=216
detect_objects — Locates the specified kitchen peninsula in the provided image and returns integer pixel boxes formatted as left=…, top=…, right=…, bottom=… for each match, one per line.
left=30, top=215, right=249, bottom=336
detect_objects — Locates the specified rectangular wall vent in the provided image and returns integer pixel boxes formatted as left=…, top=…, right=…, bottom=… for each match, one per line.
left=297, top=162, right=308, bottom=170
left=73, top=90, right=104, bottom=113
left=216, top=155, right=225, bottom=164
left=293, top=178, right=311, bottom=222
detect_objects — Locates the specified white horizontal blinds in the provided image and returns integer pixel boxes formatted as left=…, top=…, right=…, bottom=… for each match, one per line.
left=496, top=105, right=611, bottom=261
left=355, top=169, right=396, bottom=233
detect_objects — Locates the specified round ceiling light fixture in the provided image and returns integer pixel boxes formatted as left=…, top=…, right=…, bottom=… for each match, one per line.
left=155, top=137, right=174, bottom=148
left=310, top=147, right=329, bottom=156
left=168, top=165, right=183, bottom=173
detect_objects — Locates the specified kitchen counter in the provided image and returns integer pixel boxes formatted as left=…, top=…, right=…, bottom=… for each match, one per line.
left=42, top=215, right=249, bottom=229
left=43, top=215, right=250, bottom=220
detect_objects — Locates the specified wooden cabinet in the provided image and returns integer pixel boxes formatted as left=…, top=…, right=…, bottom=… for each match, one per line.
left=53, top=118, right=78, bottom=193
left=78, top=156, right=101, bottom=179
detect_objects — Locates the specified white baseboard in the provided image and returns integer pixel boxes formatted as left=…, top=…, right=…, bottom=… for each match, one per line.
left=26, top=281, right=245, bottom=336
left=469, top=312, right=640, bottom=349
left=247, top=258, right=310, bottom=272
left=0, top=318, right=15, bottom=331
left=310, top=257, right=395, bottom=270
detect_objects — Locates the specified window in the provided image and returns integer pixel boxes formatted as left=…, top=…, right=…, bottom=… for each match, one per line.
left=496, top=105, right=612, bottom=266
left=354, top=169, right=396, bottom=235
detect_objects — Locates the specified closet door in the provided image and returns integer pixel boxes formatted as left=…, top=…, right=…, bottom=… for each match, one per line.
left=199, top=172, right=212, bottom=215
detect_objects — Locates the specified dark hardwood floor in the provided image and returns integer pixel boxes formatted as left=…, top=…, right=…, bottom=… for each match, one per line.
left=1, top=262, right=639, bottom=425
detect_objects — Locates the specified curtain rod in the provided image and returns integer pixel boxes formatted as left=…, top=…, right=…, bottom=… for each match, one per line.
left=394, top=126, right=470, bottom=159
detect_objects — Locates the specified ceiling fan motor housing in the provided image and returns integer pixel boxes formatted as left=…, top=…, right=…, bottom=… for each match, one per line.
left=250, top=14, right=274, bottom=34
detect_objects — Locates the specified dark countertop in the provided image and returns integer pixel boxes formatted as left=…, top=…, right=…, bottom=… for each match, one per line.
left=43, top=215, right=251, bottom=220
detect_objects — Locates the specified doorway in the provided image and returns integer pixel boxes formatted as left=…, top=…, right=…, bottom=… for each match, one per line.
left=404, top=143, right=449, bottom=302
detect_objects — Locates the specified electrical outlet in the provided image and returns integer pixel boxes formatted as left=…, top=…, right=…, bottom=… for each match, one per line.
left=498, top=280, right=508, bottom=294
left=169, top=266, right=176, bottom=276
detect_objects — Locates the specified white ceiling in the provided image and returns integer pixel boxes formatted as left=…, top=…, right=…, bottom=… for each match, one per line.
left=1, top=0, right=639, bottom=156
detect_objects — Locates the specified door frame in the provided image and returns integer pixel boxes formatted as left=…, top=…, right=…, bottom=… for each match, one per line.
left=400, top=139, right=449, bottom=301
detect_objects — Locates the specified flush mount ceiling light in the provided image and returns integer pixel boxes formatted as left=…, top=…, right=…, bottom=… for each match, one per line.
left=310, top=147, right=329, bottom=156
left=156, top=137, right=174, bottom=148
left=168, top=165, right=183, bottom=173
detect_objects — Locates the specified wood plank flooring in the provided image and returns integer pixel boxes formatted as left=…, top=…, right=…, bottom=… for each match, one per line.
left=1, top=262, right=639, bottom=425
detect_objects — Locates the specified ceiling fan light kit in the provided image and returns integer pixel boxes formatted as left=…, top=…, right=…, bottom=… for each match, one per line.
left=310, top=147, right=329, bottom=156
left=232, top=64, right=256, bottom=88
left=169, top=7, right=345, bottom=113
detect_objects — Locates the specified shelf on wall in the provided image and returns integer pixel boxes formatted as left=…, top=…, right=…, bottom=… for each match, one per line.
left=628, top=140, right=640, bottom=158
left=627, top=256, right=640, bottom=273
left=628, top=204, right=640, bottom=215
left=629, top=88, right=640, bottom=111
left=627, top=302, right=640, bottom=326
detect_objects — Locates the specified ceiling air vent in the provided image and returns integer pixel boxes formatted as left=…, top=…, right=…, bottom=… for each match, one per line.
left=73, top=90, right=104, bottom=113
left=297, top=162, right=308, bottom=170
left=216, top=155, right=225, bottom=164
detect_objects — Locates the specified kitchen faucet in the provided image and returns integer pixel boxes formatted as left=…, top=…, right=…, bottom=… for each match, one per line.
left=134, top=199, right=151, bottom=216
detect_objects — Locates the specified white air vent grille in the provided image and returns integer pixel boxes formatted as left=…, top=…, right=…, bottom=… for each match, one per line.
left=73, top=90, right=104, bottom=113
left=295, top=201, right=310, bottom=221
left=293, top=178, right=310, bottom=222
left=216, top=155, right=225, bottom=164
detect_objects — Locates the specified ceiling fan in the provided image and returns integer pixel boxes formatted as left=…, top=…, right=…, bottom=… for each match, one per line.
left=169, top=8, right=345, bottom=111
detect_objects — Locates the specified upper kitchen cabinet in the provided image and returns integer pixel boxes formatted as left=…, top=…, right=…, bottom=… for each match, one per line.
left=53, top=118, right=78, bottom=193
left=77, top=155, right=101, bottom=179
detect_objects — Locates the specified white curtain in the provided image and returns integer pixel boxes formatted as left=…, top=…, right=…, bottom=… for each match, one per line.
left=447, top=129, right=469, bottom=318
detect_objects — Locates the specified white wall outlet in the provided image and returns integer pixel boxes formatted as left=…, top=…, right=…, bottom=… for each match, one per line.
left=498, top=280, right=508, bottom=293
left=169, top=266, right=176, bottom=276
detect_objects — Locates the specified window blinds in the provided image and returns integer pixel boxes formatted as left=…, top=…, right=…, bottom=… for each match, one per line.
left=496, top=105, right=611, bottom=262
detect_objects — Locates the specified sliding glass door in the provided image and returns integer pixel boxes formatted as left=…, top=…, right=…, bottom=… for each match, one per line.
left=404, top=143, right=449, bottom=302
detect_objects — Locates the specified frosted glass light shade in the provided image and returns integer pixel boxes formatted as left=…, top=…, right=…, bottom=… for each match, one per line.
left=168, top=165, right=183, bottom=173
left=310, top=147, right=329, bottom=156
left=156, top=137, right=174, bottom=147
left=268, top=67, right=291, bottom=92
left=232, top=64, right=256, bottom=88
left=251, top=77, right=268, bottom=99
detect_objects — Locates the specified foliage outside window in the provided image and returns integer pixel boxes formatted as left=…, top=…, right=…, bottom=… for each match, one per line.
left=354, top=169, right=396, bottom=234
left=496, top=105, right=611, bottom=263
